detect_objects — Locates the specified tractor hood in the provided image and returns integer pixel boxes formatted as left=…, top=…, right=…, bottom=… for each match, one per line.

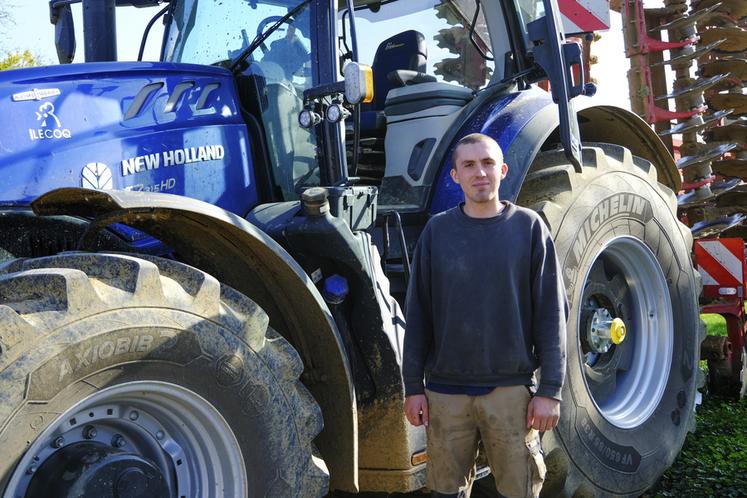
left=0, top=61, right=257, bottom=215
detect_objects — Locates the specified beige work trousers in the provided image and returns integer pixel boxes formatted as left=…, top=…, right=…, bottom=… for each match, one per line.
left=425, top=385, right=546, bottom=498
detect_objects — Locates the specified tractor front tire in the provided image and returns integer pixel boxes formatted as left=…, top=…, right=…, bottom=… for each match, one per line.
left=0, top=252, right=328, bottom=498
left=517, top=144, right=700, bottom=497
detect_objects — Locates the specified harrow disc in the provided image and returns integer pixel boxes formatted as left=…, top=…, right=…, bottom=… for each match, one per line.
left=706, top=92, right=747, bottom=115
left=712, top=158, right=747, bottom=178
left=691, top=213, right=746, bottom=238
left=657, top=109, right=734, bottom=136
left=698, top=26, right=747, bottom=53
left=698, top=58, right=747, bottom=80
left=655, top=73, right=731, bottom=100
left=692, top=0, right=747, bottom=21
left=676, top=143, right=739, bottom=169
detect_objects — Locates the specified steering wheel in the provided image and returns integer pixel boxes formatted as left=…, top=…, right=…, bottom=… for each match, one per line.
left=256, top=15, right=287, bottom=54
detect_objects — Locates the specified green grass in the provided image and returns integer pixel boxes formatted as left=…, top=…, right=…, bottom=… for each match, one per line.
left=701, top=313, right=727, bottom=337
left=648, top=396, right=747, bottom=498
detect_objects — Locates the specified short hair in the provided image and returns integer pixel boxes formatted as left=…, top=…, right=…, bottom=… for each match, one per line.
left=451, top=133, right=503, bottom=169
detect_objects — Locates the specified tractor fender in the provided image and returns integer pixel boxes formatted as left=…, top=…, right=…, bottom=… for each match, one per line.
left=502, top=99, right=681, bottom=199
left=430, top=87, right=557, bottom=213
left=429, top=89, right=678, bottom=214
left=31, top=187, right=358, bottom=492
left=575, top=103, right=680, bottom=192
left=504, top=99, right=681, bottom=197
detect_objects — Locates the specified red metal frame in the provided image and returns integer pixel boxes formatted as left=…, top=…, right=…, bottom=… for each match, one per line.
left=695, top=238, right=747, bottom=388
left=646, top=102, right=705, bottom=124
left=681, top=176, right=714, bottom=191
left=624, top=0, right=698, bottom=56
left=701, top=300, right=746, bottom=385
left=624, top=0, right=703, bottom=124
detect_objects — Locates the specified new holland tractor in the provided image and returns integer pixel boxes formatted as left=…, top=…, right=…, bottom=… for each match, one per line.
left=0, top=0, right=701, bottom=496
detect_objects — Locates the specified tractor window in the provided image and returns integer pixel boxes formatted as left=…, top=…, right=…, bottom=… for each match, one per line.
left=163, top=0, right=319, bottom=201
left=343, top=0, right=495, bottom=91
left=515, top=0, right=545, bottom=26
left=513, top=0, right=545, bottom=46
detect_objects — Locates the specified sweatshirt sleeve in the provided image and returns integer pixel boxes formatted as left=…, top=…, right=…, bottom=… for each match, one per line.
left=402, top=225, right=434, bottom=397
left=530, top=219, right=569, bottom=401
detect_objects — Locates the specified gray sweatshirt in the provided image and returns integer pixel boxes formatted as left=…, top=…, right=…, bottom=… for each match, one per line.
left=402, top=202, right=568, bottom=400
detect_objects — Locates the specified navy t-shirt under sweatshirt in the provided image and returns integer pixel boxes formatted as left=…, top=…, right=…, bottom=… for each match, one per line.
left=403, top=202, right=568, bottom=400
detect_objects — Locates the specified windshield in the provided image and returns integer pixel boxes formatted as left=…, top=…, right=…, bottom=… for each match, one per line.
left=164, top=0, right=312, bottom=68
left=163, top=0, right=319, bottom=200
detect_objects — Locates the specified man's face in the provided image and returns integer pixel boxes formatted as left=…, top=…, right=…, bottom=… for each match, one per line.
left=450, top=140, right=508, bottom=204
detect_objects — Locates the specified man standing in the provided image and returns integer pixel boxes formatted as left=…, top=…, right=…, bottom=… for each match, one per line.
left=403, top=133, right=568, bottom=498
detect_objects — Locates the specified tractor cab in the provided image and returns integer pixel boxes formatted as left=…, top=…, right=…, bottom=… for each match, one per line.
left=337, top=1, right=498, bottom=212
left=157, top=0, right=529, bottom=210
left=152, top=0, right=577, bottom=302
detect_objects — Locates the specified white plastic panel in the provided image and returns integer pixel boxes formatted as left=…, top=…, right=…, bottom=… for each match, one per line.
left=559, top=0, right=610, bottom=34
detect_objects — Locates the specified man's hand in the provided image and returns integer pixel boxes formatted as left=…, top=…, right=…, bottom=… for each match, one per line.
left=527, top=396, right=560, bottom=431
left=404, top=394, right=429, bottom=427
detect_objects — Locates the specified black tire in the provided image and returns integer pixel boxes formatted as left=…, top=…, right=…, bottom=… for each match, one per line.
left=515, top=144, right=700, bottom=497
left=0, top=252, right=328, bottom=497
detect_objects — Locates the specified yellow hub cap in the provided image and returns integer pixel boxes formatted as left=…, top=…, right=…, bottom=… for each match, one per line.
left=610, top=318, right=627, bottom=345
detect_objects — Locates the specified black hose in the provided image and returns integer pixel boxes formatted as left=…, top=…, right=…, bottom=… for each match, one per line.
left=138, top=4, right=170, bottom=61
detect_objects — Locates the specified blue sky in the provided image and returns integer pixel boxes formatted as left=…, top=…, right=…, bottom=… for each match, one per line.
left=1, top=1, right=633, bottom=109
left=0, top=0, right=164, bottom=63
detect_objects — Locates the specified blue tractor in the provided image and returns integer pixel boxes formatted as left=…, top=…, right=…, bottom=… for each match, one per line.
left=0, top=0, right=700, bottom=496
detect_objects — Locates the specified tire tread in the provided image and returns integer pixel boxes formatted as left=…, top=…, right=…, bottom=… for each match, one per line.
left=0, top=251, right=328, bottom=497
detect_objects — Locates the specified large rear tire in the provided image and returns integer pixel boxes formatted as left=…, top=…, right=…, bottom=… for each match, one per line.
left=516, top=144, right=700, bottom=497
left=0, top=252, right=328, bottom=498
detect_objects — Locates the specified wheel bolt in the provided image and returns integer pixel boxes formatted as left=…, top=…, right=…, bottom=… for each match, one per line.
left=155, top=430, right=165, bottom=440
left=129, top=411, right=139, bottom=421
left=26, top=465, right=37, bottom=475
left=111, top=435, right=126, bottom=448
left=52, top=436, right=65, bottom=448
left=82, top=425, right=97, bottom=440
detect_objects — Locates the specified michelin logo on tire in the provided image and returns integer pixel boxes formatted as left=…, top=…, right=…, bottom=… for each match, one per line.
left=81, top=162, right=113, bottom=190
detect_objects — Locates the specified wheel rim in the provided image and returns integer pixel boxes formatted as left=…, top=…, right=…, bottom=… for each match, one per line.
left=5, top=381, right=246, bottom=498
left=578, top=236, right=673, bottom=429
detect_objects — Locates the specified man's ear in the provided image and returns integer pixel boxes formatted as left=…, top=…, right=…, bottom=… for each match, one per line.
left=501, top=163, right=508, bottom=180
left=450, top=167, right=459, bottom=184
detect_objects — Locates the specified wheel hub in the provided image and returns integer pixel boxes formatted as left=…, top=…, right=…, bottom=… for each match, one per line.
left=25, top=442, right=168, bottom=498
left=4, top=382, right=246, bottom=498
left=578, top=236, right=673, bottom=429
left=586, top=309, right=627, bottom=353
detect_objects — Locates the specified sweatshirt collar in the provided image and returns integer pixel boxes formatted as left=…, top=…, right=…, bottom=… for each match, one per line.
left=454, top=201, right=514, bottom=225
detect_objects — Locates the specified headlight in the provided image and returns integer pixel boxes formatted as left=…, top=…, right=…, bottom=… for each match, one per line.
left=326, top=103, right=350, bottom=123
left=298, top=108, right=322, bottom=128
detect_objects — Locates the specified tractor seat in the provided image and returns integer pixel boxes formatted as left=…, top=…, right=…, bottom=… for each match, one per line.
left=359, top=30, right=434, bottom=136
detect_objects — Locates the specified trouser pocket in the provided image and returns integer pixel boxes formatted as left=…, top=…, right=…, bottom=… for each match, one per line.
left=525, top=431, right=546, bottom=498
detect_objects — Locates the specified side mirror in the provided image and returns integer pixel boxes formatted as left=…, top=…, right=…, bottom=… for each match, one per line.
left=51, top=4, right=76, bottom=64
left=343, top=62, right=374, bottom=105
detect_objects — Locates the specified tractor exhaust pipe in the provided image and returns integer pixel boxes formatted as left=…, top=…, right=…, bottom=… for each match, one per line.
left=83, top=0, right=117, bottom=62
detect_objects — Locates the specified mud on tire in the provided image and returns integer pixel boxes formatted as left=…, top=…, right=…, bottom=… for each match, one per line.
left=516, top=144, right=700, bottom=497
left=0, top=252, right=328, bottom=497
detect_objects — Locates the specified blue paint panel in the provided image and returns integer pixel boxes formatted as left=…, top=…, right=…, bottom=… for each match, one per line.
left=429, top=86, right=554, bottom=215
left=0, top=61, right=257, bottom=217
